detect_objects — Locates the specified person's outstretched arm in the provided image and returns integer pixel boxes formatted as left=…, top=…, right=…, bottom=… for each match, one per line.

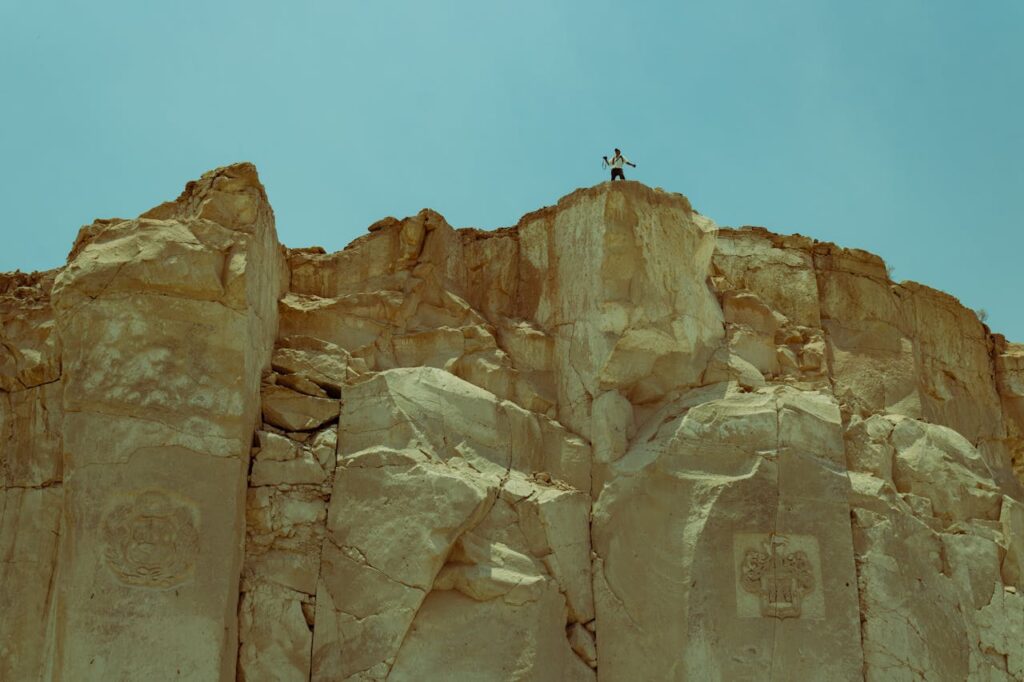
left=627, top=157, right=637, bottom=167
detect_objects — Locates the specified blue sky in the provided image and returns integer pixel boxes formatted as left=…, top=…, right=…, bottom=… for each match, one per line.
left=1, top=1, right=1021, bottom=339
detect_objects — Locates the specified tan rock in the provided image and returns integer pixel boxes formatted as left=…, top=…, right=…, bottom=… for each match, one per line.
left=254, top=429, right=299, bottom=461
left=3, top=167, right=1022, bottom=681
left=567, top=622, right=598, bottom=668
left=974, top=584, right=1024, bottom=679
left=382, top=471, right=596, bottom=682
left=847, top=416, right=1020, bottom=679
left=387, top=583, right=595, bottom=682
left=1001, top=496, right=1024, bottom=588
left=337, top=367, right=591, bottom=492
left=309, top=427, right=338, bottom=474
left=47, top=162, right=283, bottom=681
left=889, top=416, right=1002, bottom=525
left=244, top=485, right=327, bottom=596
left=0, top=485, right=62, bottom=681
left=1, top=381, right=63, bottom=487
left=272, top=335, right=362, bottom=394
left=996, top=339, right=1024, bottom=484
left=275, top=371, right=329, bottom=397
left=262, top=384, right=339, bottom=432
left=0, top=269, right=62, bottom=391
left=851, top=501, right=1003, bottom=680
left=238, top=584, right=312, bottom=682
left=942, top=532, right=1002, bottom=610
left=593, top=387, right=864, bottom=680
left=251, top=451, right=327, bottom=486
left=721, top=289, right=783, bottom=336
left=511, top=183, right=724, bottom=438
left=701, top=346, right=766, bottom=390
left=727, top=326, right=779, bottom=376
left=503, top=480, right=594, bottom=623
left=713, top=227, right=821, bottom=327
left=311, top=454, right=494, bottom=680
left=589, top=389, right=635, bottom=463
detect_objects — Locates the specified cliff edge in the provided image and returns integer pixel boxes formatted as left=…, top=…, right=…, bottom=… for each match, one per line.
left=1, top=163, right=1022, bottom=681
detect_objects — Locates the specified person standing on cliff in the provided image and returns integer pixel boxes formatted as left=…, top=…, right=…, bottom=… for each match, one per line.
left=603, top=148, right=636, bottom=181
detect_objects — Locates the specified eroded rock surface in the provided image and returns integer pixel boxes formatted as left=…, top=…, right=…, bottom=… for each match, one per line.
left=1, top=169, right=1020, bottom=680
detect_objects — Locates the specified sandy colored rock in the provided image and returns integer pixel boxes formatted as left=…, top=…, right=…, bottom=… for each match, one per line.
left=312, top=453, right=494, bottom=679
left=568, top=622, right=598, bottom=668
left=1, top=168, right=1021, bottom=681
left=1001, top=496, right=1024, bottom=588
left=46, top=162, right=284, bottom=681
left=1, top=380, right=63, bottom=487
left=0, top=270, right=62, bottom=391
left=593, top=386, right=864, bottom=680
left=245, top=484, right=327, bottom=594
left=846, top=415, right=1022, bottom=679
left=974, top=585, right=1024, bottom=679
left=271, top=336, right=362, bottom=394
left=713, top=227, right=821, bottom=327
left=337, top=367, right=591, bottom=492
left=996, top=339, right=1024, bottom=484
left=262, top=383, right=339, bottom=431
left=387, top=582, right=595, bottom=682
left=0, top=485, right=62, bottom=681
left=238, top=584, right=313, bottom=682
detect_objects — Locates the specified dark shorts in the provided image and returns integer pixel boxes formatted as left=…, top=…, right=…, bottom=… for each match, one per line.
left=611, top=167, right=625, bottom=180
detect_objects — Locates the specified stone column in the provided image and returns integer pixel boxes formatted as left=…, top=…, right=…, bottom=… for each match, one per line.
left=592, top=388, right=865, bottom=680
left=513, top=183, right=724, bottom=465
left=48, top=164, right=283, bottom=681
left=0, top=270, right=64, bottom=681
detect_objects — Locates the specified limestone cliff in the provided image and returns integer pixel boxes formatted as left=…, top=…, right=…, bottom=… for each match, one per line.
left=1, top=163, right=1021, bottom=681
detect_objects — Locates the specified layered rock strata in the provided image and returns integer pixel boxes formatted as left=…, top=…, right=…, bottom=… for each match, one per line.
left=1, top=164, right=1021, bottom=681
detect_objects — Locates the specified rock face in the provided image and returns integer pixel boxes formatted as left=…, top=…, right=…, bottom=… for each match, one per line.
left=1, top=165, right=1021, bottom=681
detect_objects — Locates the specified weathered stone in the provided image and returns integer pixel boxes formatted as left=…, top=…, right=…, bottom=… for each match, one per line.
left=713, top=227, right=821, bottom=327
left=272, top=335, right=363, bottom=394
left=238, top=583, right=312, bottom=682
left=251, top=451, right=327, bottom=486
left=46, top=162, right=283, bottom=681
left=337, top=367, right=591, bottom=492
left=275, top=372, right=329, bottom=397
left=567, top=622, right=598, bottom=668
left=1, top=381, right=63, bottom=487
left=387, top=582, right=595, bottom=682
left=2, top=169, right=1021, bottom=681
left=974, top=584, right=1024, bottom=679
left=889, top=416, right=1001, bottom=525
left=0, top=270, right=61, bottom=391
left=262, top=384, right=339, bottom=432
left=255, top=429, right=299, bottom=461
left=0, top=485, right=62, bottom=681
left=702, top=346, right=767, bottom=389
left=593, top=387, right=864, bottom=680
left=311, top=454, right=494, bottom=680
left=1002, top=496, right=1024, bottom=588
left=244, top=486, right=327, bottom=596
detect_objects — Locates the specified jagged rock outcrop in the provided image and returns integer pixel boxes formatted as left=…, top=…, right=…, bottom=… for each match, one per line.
left=1, top=164, right=1021, bottom=681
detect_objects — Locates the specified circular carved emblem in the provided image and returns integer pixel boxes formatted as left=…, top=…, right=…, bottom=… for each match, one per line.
left=103, top=490, right=199, bottom=588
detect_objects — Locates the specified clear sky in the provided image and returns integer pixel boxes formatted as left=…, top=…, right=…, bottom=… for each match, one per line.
left=1, top=1, right=1021, bottom=340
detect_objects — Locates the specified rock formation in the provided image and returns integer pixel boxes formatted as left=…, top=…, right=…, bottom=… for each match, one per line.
left=1, top=163, right=1021, bottom=681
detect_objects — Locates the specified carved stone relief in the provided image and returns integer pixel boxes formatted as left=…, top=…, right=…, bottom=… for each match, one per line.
left=733, top=533, right=823, bottom=620
left=102, top=490, right=200, bottom=588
